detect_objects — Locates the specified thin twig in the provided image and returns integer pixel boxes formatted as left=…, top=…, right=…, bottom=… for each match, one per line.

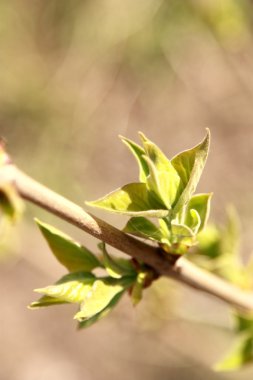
left=1, top=164, right=253, bottom=312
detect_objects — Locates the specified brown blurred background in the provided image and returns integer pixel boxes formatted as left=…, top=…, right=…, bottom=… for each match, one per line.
left=1, top=1, right=253, bottom=379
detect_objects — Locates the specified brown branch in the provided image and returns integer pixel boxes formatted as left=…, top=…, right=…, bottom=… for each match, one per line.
left=1, top=164, right=253, bottom=313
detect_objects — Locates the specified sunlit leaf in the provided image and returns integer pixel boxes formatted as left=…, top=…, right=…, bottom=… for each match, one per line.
left=120, top=136, right=149, bottom=182
left=139, top=132, right=181, bottom=209
left=184, top=209, right=201, bottom=234
left=98, top=242, right=136, bottom=279
left=34, top=272, right=96, bottom=303
left=171, top=222, right=194, bottom=247
left=0, top=184, right=24, bottom=221
left=185, top=193, right=212, bottom=232
left=172, top=129, right=210, bottom=215
left=158, top=219, right=171, bottom=245
left=74, top=278, right=128, bottom=321
left=36, top=219, right=101, bottom=272
left=29, top=295, right=68, bottom=309
left=86, top=183, right=169, bottom=217
left=131, top=271, right=147, bottom=306
left=171, top=222, right=193, bottom=238
left=215, top=334, right=253, bottom=371
left=78, top=291, right=124, bottom=329
left=123, top=216, right=164, bottom=242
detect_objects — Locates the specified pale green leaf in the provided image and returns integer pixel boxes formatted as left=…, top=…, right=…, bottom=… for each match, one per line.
left=172, top=129, right=210, bottom=214
left=0, top=184, right=24, bottom=221
left=36, top=219, right=101, bottom=272
left=158, top=219, right=171, bottom=245
left=78, top=291, right=124, bottom=329
left=171, top=222, right=194, bottom=247
left=215, top=334, right=253, bottom=371
left=29, top=295, right=68, bottom=309
left=74, top=278, right=126, bottom=321
left=120, top=136, right=149, bottom=182
left=131, top=271, right=147, bottom=306
left=34, top=272, right=95, bottom=303
left=123, top=216, right=165, bottom=242
left=86, top=183, right=169, bottom=217
left=171, top=222, right=193, bottom=238
left=98, top=242, right=136, bottom=278
left=139, top=133, right=181, bottom=209
left=185, top=193, right=212, bottom=232
left=184, top=209, right=201, bottom=234
left=143, top=155, right=181, bottom=210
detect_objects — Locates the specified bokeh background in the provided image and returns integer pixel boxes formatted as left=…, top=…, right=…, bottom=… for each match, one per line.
left=1, top=1, right=253, bottom=379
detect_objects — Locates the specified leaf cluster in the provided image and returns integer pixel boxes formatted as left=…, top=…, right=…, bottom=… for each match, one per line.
left=87, top=130, right=211, bottom=255
left=30, top=220, right=154, bottom=328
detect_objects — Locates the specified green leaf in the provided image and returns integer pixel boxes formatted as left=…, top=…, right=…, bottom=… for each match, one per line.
left=33, top=272, right=96, bottom=304
left=215, top=334, right=253, bottom=371
left=86, top=183, right=169, bottom=217
left=131, top=271, right=147, bottom=306
left=74, top=278, right=127, bottom=321
left=171, top=222, right=193, bottom=238
left=185, top=193, right=212, bottom=232
left=171, top=222, right=194, bottom=247
left=139, top=133, right=181, bottom=209
left=36, top=219, right=101, bottom=272
left=171, top=129, right=210, bottom=215
left=78, top=291, right=124, bottom=329
left=0, top=184, right=24, bottom=221
left=234, top=313, right=253, bottom=333
left=123, top=216, right=165, bottom=242
left=98, top=242, right=135, bottom=279
left=184, top=209, right=201, bottom=234
left=29, top=295, right=68, bottom=309
left=120, top=136, right=149, bottom=182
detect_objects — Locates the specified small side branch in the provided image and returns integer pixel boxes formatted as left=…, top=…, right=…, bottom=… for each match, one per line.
left=1, top=164, right=253, bottom=312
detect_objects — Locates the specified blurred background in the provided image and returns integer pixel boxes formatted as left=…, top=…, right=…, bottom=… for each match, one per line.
left=1, top=0, right=253, bottom=379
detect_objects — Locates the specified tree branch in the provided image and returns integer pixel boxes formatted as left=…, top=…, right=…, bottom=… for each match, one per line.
left=1, top=164, right=253, bottom=313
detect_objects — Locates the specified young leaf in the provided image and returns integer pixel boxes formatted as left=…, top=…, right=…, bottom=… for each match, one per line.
left=131, top=271, right=147, bottom=306
left=185, top=193, right=212, bottom=232
left=143, top=155, right=181, bottom=210
left=86, top=183, right=169, bottom=217
left=78, top=291, right=124, bottom=329
left=74, top=278, right=127, bottom=321
left=0, top=184, right=24, bottom=221
left=29, top=295, right=68, bottom=309
left=123, top=216, right=164, bottom=242
left=171, top=222, right=194, bottom=247
left=139, top=133, right=181, bottom=209
left=184, top=209, right=201, bottom=234
left=234, top=313, right=253, bottom=333
left=215, top=334, right=253, bottom=371
left=171, top=222, right=193, bottom=239
left=36, top=219, right=101, bottom=272
left=98, top=242, right=135, bottom=279
left=120, top=136, right=149, bottom=182
left=34, top=272, right=96, bottom=303
left=171, top=129, right=210, bottom=215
